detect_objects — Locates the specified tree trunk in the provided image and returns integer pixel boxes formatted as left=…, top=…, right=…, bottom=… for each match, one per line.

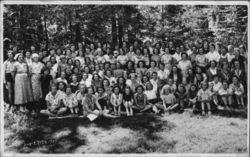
left=69, top=12, right=73, bottom=43
left=111, top=15, right=117, bottom=49
left=44, top=15, right=49, bottom=50
left=118, top=18, right=123, bottom=48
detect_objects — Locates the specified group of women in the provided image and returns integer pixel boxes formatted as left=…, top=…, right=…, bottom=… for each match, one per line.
left=3, top=38, right=248, bottom=119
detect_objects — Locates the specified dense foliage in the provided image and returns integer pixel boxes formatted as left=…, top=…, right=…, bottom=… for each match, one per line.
left=3, top=5, right=248, bottom=50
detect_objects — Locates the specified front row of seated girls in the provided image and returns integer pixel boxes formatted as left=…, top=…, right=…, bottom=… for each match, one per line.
left=40, top=74, right=245, bottom=119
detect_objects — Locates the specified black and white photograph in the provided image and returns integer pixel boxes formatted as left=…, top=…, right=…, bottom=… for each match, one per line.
left=1, top=0, right=249, bottom=156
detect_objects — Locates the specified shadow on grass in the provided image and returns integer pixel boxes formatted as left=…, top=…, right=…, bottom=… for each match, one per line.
left=5, top=113, right=176, bottom=153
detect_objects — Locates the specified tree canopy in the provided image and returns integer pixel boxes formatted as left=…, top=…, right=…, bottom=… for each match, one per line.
left=3, top=5, right=248, bottom=50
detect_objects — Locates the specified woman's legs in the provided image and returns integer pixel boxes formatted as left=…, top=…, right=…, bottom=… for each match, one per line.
left=7, top=82, right=13, bottom=107
left=117, top=106, right=121, bottom=116
left=129, top=107, right=133, bottom=116
left=74, top=107, right=79, bottom=114
left=240, top=95, right=245, bottom=108
left=206, top=102, right=211, bottom=115
left=221, top=96, right=229, bottom=109
left=40, top=109, right=56, bottom=117
left=113, top=106, right=117, bottom=115
left=201, top=102, right=205, bottom=115
left=140, top=104, right=153, bottom=112
left=124, top=102, right=130, bottom=116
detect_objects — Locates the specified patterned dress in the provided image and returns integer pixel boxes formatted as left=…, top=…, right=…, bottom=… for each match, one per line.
left=14, top=62, right=34, bottom=105
left=30, top=62, right=45, bottom=101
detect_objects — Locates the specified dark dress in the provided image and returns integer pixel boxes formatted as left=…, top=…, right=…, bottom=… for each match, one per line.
left=41, top=74, right=53, bottom=98
left=70, top=82, right=79, bottom=93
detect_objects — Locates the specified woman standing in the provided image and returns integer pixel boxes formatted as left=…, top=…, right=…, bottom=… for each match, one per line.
left=12, top=53, right=33, bottom=112
left=4, top=51, right=15, bottom=109
left=30, top=53, right=45, bottom=106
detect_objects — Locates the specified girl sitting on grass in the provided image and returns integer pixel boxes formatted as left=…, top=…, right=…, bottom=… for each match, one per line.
left=40, top=84, right=68, bottom=117
left=188, top=84, right=198, bottom=113
left=209, top=75, right=222, bottom=109
left=175, top=84, right=188, bottom=113
left=110, top=86, right=123, bottom=116
left=133, top=85, right=148, bottom=113
left=123, top=86, right=134, bottom=116
left=197, top=82, right=212, bottom=116
left=218, top=81, right=233, bottom=110
left=160, top=86, right=176, bottom=113
left=70, top=74, right=79, bottom=94
left=63, top=85, right=79, bottom=115
left=230, top=76, right=245, bottom=108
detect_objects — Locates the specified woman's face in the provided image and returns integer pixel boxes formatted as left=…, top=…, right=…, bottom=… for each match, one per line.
left=209, top=45, right=215, bottom=51
left=51, top=57, right=56, bottom=64
left=68, top=59, right=73, bottom=65
left=165, top=48, right=169, bottom=54
left=150, top=62, right=155, bottom=67
left=103, top=80, right=109, bottom=86
left=8, top=53, right=13, bottom=59
left=33, top=57, right=39, bottom=62
left=86, top=48, right=90, bottom=54
left=168, top=79, right=173, bottom=85
left=94, top=74, right=99, bottom=80
left=119, top=78, right=124, bottom=83
left=125, top=88, right=130, bottom=94
left=26, top=51, right=31, bottom=58
left=128, top=61, right=133, bottom=67
left=80, top=85, right=86, bottom=93
left=51, top=86, right=57, bottom=94
left=73, top=68, right=79, bottom=74
left=78, top=43, right=83, bottom=49
left=83, top=73, right=88, bottom=80
left=137, top=87, right=143, bottom=93
left=129, top=46, right=133, bottom=52
left=178, top=86, right=184, bottom=92
left=114, top=87, right=119, bottom=94
left=66, top=88, right=71, bottom=95
left=18, top=54, right=24, bottom=62
left=182, top=54, right=187, bottom=60
left=31, top=46, right=35, bottom=51
left=61, top=72, right=66, bottom=78
left=57, top=49, right=61, bottom=55
left=199, top=48, right=203, bottom=54
left=139, top=62, right=143, bottom=68
left=173, top=66, right=177, bottom=72
left=106, top=71, right=111, bottom=76
left=159, top=64, right=164, bottom=70
left=233, top=77, right=238, bottom=84
left=202, top=83, right=207, bottom=90
left=46, top=61, right=52, bottom=68
left=98, top=88, right=104, bottom=94
left=164, top=88, right=170, bottom=95
left=71, top=45, right=76, bottom=52
left=72, top=76, right=77, bottom=82
left=66, top=50, right=71, bottom=56
left=223, top=82, right=228, bottom=89
left=191, top=86, right=196, bottom=91
left=211, top=61, right=216, bottom=68
left=88, top=88, right=94, bottom=94
left=235, top=61, right=240, bottom=69
left=136, top=49, right=141, bottom=55
left=142, top=76, right=148, bottom=82
left=59, top=83, right=64, bottom=90
left=84, top=67, right=90, bottom=73
left=154, top=49, right=159, bottom=55
left=50, top=49, right=55, bottom=55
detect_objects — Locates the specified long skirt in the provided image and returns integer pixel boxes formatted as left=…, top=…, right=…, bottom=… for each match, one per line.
left=14, top=73, right=33, bottom=105
left=31, top=74, right=43, bottom=101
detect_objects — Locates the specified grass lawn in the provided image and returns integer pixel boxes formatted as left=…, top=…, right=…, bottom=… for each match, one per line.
left=4, top=105, right=248, bottom=154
